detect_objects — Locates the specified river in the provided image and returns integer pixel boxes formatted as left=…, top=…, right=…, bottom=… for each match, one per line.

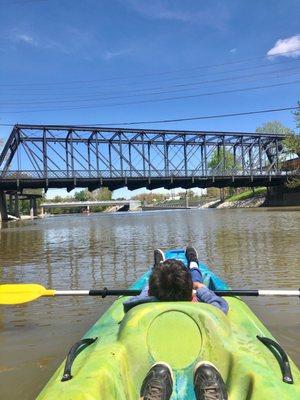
left=0, top=208, right=299, bottom=399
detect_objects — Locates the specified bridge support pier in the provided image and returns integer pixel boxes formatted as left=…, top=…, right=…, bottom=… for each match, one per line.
left=220, top=188, right=225, bottom=202
left=29, top=197, right=38, bottom=219
left=9, top=194, right=14, bottom=214
left=0, top=191, right=8, bottom=221
left=14, top=193, right=20, bottom=219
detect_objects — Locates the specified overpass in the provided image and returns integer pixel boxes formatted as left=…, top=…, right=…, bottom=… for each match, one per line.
left=40, top=200, right=141, bottom=214
left=1, top=124, right=298, bottom=192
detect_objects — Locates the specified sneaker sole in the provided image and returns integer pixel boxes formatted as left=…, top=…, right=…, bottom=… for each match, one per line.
left=154, top=249, right=165, bottom=265
left=185, top=246, right=198, bottom=264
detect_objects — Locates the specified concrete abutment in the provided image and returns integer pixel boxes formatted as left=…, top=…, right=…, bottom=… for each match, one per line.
left=0, top=190, right=8, bottom=221
left=265, top=185, right=300, bottom=206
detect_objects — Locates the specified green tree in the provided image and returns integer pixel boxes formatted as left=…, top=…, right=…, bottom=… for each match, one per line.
left=74, top=190, right=89, bottom=201
left=285, top=102, right=300, bottom=157
left=52, top=195, right=63, bottom=202
left=256, top=120, right=300, bottom=158
left=256, top=120, right=294, bottom=136
left=205, top=187, right=220, bottom=199
left=19, top=188, right=44, bottom=214
left=284, top=102, right=300, bottom=188
left=208, top=148, right=235, bottom=171
left=92, top=187, right=112, bottom=201
left=294, top=100, right=300, bottom=129
left=74, top=188, right=112, bottom=202
left=283, top=134, right=300, bottom=157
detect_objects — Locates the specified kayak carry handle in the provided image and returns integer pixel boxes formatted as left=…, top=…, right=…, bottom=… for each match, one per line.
left=61, top=337, right=98, bottom=382
left=257, top=336, right=294, bottom=384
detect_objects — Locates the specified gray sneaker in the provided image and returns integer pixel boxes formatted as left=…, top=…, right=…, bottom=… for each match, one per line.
left=194, top=362, right=228, bottom=400
left=185, top=246, right=199, bottom=267
left=153, top=249, right=165, bottom=268
left=140, top=362, right=173, bottom=400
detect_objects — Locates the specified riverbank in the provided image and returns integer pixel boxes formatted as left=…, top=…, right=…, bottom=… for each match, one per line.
left=201, top=196, right=266, bottom=209
left=217, top=195, right=265, bottom=209
left=201, top=186, right=300, bottom=208
left=218, top=188, right=266, bottom=209
left=201, top=188, right=266, bottom=209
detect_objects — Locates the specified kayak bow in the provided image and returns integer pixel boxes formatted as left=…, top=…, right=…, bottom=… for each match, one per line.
left=37, top=249, right=300, bottom=400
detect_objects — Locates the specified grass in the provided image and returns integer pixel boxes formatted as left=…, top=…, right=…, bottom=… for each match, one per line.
left=227, top=187, right=267, bottom=202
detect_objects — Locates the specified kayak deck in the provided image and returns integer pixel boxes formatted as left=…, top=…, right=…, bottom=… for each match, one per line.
left=37, top=249, right=300, bottom=399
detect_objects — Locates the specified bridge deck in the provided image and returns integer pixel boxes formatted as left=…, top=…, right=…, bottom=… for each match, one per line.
left=0, top=174, right=293, bottom=191
left=41, top=200, right=138, bottom=208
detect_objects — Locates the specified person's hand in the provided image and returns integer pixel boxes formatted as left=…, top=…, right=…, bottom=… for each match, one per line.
left=193, top=282, right=205, bottom=290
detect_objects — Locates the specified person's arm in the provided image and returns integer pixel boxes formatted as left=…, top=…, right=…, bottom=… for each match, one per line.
left=194, top=282, right=229, bottom=314
left=124, top=284, right=149, bottom=304
left=123, top=284, right=157, bottom=313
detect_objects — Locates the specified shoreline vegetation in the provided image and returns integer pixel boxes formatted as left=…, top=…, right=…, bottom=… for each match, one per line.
left=204, top=187, right=267, bottom=209
left=201, top=185, right=300, bottom=209
left=199, top=188, right=266, bottom=209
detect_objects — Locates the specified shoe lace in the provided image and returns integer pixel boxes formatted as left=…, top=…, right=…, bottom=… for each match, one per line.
left=204, top=385, right=223, bottom=400
left=144, top=380, right=164, bottom=400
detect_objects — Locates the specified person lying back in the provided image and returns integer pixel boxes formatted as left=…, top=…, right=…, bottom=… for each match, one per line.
left=124, top=246, right=228, bottom=314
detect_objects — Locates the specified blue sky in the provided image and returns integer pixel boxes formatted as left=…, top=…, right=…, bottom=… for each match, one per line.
left=0, top=0, right=300, bottom=198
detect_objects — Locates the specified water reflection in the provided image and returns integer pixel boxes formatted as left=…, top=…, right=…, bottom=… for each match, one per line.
left=0, top=209, right=299, bottom=399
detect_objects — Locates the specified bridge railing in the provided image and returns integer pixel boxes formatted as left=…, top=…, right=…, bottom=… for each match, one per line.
left=0, top=168, right=297, bottom=179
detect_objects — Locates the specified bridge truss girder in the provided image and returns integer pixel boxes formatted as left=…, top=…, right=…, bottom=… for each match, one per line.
left=0, top=124, right=295, bottom=191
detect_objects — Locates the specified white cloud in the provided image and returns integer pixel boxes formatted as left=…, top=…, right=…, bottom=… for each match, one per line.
left=15, top=33, right=38, bottom=47
left=102, top=48, right=133, bottom=61
left=267, top=34, right=300, bottom=58
left=6, top=26, right=135, bottom=62
left=122, top=0, right=230, bottom=29
left=229, top=48, right=237, bottom=54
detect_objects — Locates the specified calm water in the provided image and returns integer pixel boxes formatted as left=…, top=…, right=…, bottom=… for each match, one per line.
left=0, top=209, right=300, bottom=399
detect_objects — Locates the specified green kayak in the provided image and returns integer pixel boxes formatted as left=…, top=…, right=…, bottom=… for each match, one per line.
left=37, top=249, right=300, bottom=399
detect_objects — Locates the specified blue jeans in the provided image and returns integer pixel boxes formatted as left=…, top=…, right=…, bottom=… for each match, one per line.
left=190, top=267, right=203, bottom=283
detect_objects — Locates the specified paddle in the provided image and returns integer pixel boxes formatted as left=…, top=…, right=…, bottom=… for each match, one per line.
left=0, top=284, right=299, bottom=305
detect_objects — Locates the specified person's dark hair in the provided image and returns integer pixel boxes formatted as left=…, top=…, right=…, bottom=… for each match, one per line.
left=148, top=259, right=193, bottom=301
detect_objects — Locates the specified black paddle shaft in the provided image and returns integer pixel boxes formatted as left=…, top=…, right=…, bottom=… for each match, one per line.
left=214, top=290, right=259, bottom=296
left=88, top=288, right=260, bottom=298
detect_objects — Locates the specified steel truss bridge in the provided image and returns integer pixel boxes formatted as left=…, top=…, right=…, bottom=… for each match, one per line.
left=0, top=124, right=298, bottom=192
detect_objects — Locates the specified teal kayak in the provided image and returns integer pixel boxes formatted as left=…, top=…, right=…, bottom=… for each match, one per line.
left=37, top=249, right=300, bottom=399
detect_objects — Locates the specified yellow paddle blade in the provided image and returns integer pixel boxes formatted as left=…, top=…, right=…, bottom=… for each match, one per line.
left=0, top=284, right=55, bottom=305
